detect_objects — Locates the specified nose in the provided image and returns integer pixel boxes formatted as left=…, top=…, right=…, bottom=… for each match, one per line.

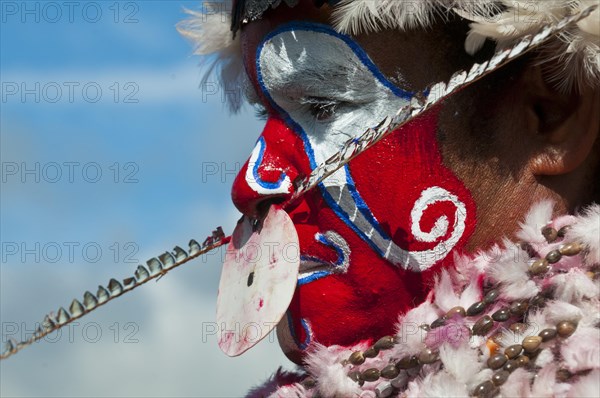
left=231, top=116, right=309, bottom=218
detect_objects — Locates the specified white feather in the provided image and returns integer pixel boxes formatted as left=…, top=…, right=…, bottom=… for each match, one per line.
left=405, top=371, right=469, bottom=398
left=394, top=301, right=439, bottom=356
left=433, top=270, right=460, bottom=312
left=517, top=200, right=555, bottom=244
left=176, top=2, right=245, bottom=113
left=534, top=348, right=555, bottom=369
left=303, top=344, right=362, bottom=398
left=486, top=242, right=539, bottom=300
left=567, top=204, right=600, bottom=265
left=561, top=327, right=600, bottom=373
left=527, top=308, right=552, bottom=332
left=438, top=342, right=483, bottom=385
left=500, top=368, right=533, bottom=397
left=577, top=300, right=600, bottom=328
left=332, top=0, right=447, bottom=37
left=544, top=301, right=585, bottom=324
left=531, top=362, right=558, bottom=398
left=567, top=369, right=600, bottom=398
left=552, top=269, right=599, bottom=303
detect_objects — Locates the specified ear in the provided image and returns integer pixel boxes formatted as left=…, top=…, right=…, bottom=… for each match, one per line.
left=525, top=65, right=600, bottom=176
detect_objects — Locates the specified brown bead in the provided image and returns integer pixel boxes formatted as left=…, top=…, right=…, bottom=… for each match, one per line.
left=503, top=359, right=519, bottom=372
left=560, top=242, right=583, bottom=256
left=546, top=250, right=562, bottom=264
left=418, top=348, right=439, bottom=364
left=473, top=380, right=495, bottom=398
left=301, top=377, right=316, bottom=389
left=492, top=370, right=510, bottom=386
left=348, top=370, right=361, bottom=383
left=522, top=336, right=542, bottom=353
left=492, top=308, right=511, bottom=322
left=349, top=351, right=365, bottom=365
left=396, top=355, right=419, bottom=369
left=374, top=336, right=395, bottom=351
left=473, top=315, right=494, bottom=336
left=487, top=353, right=508, bottom=370
left=516, top=355, right=530, bottom=367
left=419, top=324, right=431, bottom=332
left=539, top=328, right=557, bottom=342
left=364, top=347, right=379, bottom=358
left=430, top=317, right=446, bottom=329
left=361, top=368, right=380, bottom=382
left=557, top=321, right=577, bottom=337
left=530, top=258, right=550, bottom=276
left=510, top=301, right=529, bottom=316
left=586, top=271, right=596, bottom=280
left=467, top=301, right=487, bottom=316
left=509, top=322, right=528, bottom=334
left=530, top=294, right=546, bottom=308
left=556, top=369, right=572, bottom=382
left=380, top=364, right=400, bottom=379
left=520, top=242, right=537, bottom=257
left=542, top=227, right=558, bottom=243
left=446, top=306, right=466, bottom=318
left=557, top=225, right=570, bottom=238
left=483, top=289, right=500, bottom=305
left=504, top=344, right=523, bottom=359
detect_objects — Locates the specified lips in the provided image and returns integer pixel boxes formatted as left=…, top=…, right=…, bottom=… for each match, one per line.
left=298, top=230, right=351, bottom=285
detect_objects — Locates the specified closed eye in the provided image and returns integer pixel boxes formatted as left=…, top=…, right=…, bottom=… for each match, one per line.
left=300, top=97, right=343, bottom=122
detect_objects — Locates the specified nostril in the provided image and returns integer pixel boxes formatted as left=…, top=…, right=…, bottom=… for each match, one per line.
left=255, top=197, right=287, bottom=220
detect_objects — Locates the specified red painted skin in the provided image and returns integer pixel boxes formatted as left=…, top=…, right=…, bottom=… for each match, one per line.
left=230, top=9, right=477, bottom=364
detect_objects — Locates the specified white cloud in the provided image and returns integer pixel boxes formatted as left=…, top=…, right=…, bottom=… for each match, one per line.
left=1, top=62, right=245, bottom=106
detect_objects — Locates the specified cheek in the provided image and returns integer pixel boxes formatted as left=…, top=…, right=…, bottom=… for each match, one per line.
left=348, top=107, right=476, bottom=258
left=282, top=107, right=477, bottom=359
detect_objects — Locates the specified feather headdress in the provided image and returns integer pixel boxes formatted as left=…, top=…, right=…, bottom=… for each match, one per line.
left=177, top=0, right=600, bottom=110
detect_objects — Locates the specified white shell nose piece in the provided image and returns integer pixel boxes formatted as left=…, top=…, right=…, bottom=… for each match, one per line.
left=217, top=206, right=300, bottom=356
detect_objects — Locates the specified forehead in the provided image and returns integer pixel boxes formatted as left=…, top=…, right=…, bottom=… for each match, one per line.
left=240, top=1, right=332, bottom=67
left=239, top=4, right=474, bottom=93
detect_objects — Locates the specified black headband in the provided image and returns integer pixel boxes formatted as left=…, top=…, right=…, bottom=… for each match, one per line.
left=231, top=0, right=341, bottom=35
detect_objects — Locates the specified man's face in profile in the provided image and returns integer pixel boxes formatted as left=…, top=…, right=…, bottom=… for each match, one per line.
left=229, top=2, right=480, bottom=361
left=226, top=0, right=600, bottom=362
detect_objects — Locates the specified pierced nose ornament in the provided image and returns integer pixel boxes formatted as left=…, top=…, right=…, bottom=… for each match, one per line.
left=1, top=5, right=595, bottom=360
left=217, top=206, right=299, bottom=356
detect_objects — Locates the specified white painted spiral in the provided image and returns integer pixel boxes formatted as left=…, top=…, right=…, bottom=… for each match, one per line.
left=407, top=186, right=467, bottom=270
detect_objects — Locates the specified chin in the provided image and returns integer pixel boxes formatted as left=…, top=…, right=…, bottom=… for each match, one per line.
left=275, top=207, right=451, bottom=363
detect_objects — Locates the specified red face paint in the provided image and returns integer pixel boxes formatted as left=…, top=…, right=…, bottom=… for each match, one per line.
left=231, top=23, right=476, bottom=362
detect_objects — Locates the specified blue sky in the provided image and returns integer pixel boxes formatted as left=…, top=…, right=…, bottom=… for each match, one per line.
left=0, top=2, right=294, bottom=396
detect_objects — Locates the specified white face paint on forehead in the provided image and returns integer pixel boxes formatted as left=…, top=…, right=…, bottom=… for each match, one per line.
left=254, top=23, right=467, bottom=272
